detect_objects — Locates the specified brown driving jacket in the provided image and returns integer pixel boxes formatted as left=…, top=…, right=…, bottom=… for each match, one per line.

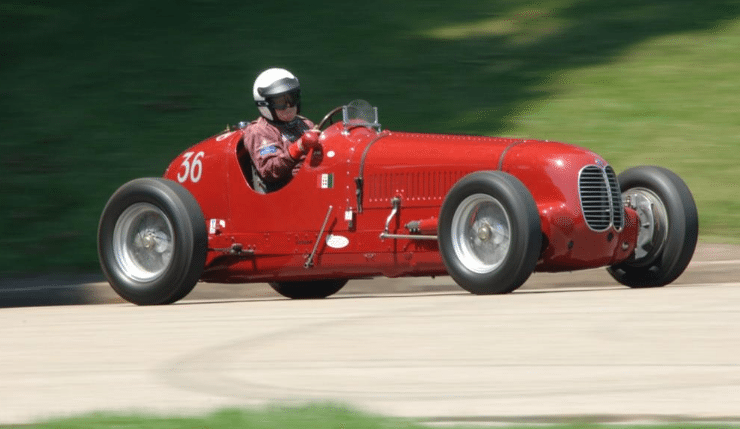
left=242, top=115, right=314, bottom=192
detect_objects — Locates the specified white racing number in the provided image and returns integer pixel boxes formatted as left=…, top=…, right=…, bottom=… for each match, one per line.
left=177, top=151, right=205, bottom=183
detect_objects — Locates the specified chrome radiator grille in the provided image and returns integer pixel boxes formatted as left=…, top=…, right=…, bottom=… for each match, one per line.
left=579, top=165, right=624, bottom=231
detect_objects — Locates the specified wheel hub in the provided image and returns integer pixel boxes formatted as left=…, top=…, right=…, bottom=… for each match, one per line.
left=141, top=232, right=156, bottom=249
left=113, top=203, right=175, bottom=282
left=625, top=188, right=668, bottom=266
left=477, top=223, right=492, bottom=241
left=451, top=194, right=511, bottom=274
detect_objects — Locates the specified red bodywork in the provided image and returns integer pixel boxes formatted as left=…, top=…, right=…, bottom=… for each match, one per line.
left=163, top=122, right=639, bottom=284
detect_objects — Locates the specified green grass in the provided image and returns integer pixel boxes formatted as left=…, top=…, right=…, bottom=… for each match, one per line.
left=2, top=0, right=739, bottom=275
left=17, top=405, right=740, bottom=429
left=502, top=21, right=740, bottom=242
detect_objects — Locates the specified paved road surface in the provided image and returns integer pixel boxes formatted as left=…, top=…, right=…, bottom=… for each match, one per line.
left=0, top=243, right=739, bottom=424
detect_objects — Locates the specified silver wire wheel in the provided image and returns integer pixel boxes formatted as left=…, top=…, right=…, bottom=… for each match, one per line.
left=439, top=171, right=541, bottom=295
left=113, top=202, right=174, bottom=283
left=624, top=187, right=669, bottom=266
left=450, top=194, right=511, bottom=274
left=98, top=178, right=207, bottom=305
left=607, top=166, right=698, bottom=288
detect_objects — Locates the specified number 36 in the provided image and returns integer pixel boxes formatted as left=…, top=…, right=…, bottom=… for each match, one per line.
left=177, top=151, right=204, bottom=183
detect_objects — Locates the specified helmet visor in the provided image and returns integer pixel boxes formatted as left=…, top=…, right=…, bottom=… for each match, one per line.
left=268, top=91, right=300, bottom=110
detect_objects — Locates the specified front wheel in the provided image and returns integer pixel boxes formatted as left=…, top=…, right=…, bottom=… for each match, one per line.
left=438, top=171, right=542, bottom=295
left=269, top=279, right=348, bottom=299
left=608, top=166, right=698, bottom=288
left=97, top=178, right=207, bottom=305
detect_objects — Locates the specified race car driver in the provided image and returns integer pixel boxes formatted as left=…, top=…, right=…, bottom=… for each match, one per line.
left=242, top=68, right=320, bottom=193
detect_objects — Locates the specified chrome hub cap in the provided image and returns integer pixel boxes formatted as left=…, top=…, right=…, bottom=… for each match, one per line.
left=477, top=224, right=492, bottom=241
left=113, top=203, right=174, bottom=282
left=451, top=194, right=511, bottom=274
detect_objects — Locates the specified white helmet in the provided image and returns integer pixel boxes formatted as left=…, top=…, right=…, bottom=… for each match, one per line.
left=252, top=68, right=301, bottom=121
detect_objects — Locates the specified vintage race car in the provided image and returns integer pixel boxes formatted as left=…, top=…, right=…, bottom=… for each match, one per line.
left=98, top=100, right=699, bottom=305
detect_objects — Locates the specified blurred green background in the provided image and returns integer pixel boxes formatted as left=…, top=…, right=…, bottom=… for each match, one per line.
left=2, top=0, right=739, bottom=276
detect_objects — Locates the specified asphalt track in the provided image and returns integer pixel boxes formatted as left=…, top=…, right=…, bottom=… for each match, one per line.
left=1, top=243, right=739, bottom=425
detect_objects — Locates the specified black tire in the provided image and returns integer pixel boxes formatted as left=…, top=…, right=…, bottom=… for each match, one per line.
left=269, top=279, right=348, bottom=299
left=97, top=178, right=207, bottom=305
left=438, top=171, right=542, bottom=295
left=608, top=166, right=698, bottom=288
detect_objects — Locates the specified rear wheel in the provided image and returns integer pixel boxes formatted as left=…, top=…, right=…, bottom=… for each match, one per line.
left=608, top=166, right=698, bottom=288
left=438, top=171, right=542, bottom=295
left=98, top=178, right=207, bottom=305
left=269, top=279, right=348, bottom=299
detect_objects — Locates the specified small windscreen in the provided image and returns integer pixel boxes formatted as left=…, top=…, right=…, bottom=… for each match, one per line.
left=342, top=99, right=380, bottom=131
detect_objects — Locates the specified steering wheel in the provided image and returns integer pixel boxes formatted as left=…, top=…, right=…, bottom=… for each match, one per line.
left=316, top=106, right=344, bottom=131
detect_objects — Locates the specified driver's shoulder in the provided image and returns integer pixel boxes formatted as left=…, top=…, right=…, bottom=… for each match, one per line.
left=244, top=117, right=279, bottom=136
left=242, top=119, right=280, bottom=149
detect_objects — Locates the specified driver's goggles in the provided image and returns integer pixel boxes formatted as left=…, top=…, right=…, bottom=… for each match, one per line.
left=269, top=92, right=300, bottom=110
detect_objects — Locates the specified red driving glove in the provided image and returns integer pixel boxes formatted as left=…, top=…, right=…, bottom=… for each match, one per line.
left=288, top=130, right=321, bottom=160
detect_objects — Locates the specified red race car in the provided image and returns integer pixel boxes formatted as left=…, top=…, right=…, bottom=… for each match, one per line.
left=98, top=100, right=698, bottom=305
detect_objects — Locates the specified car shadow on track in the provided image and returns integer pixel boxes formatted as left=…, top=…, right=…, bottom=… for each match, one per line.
left=0, top=275, right=112, bottom=308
